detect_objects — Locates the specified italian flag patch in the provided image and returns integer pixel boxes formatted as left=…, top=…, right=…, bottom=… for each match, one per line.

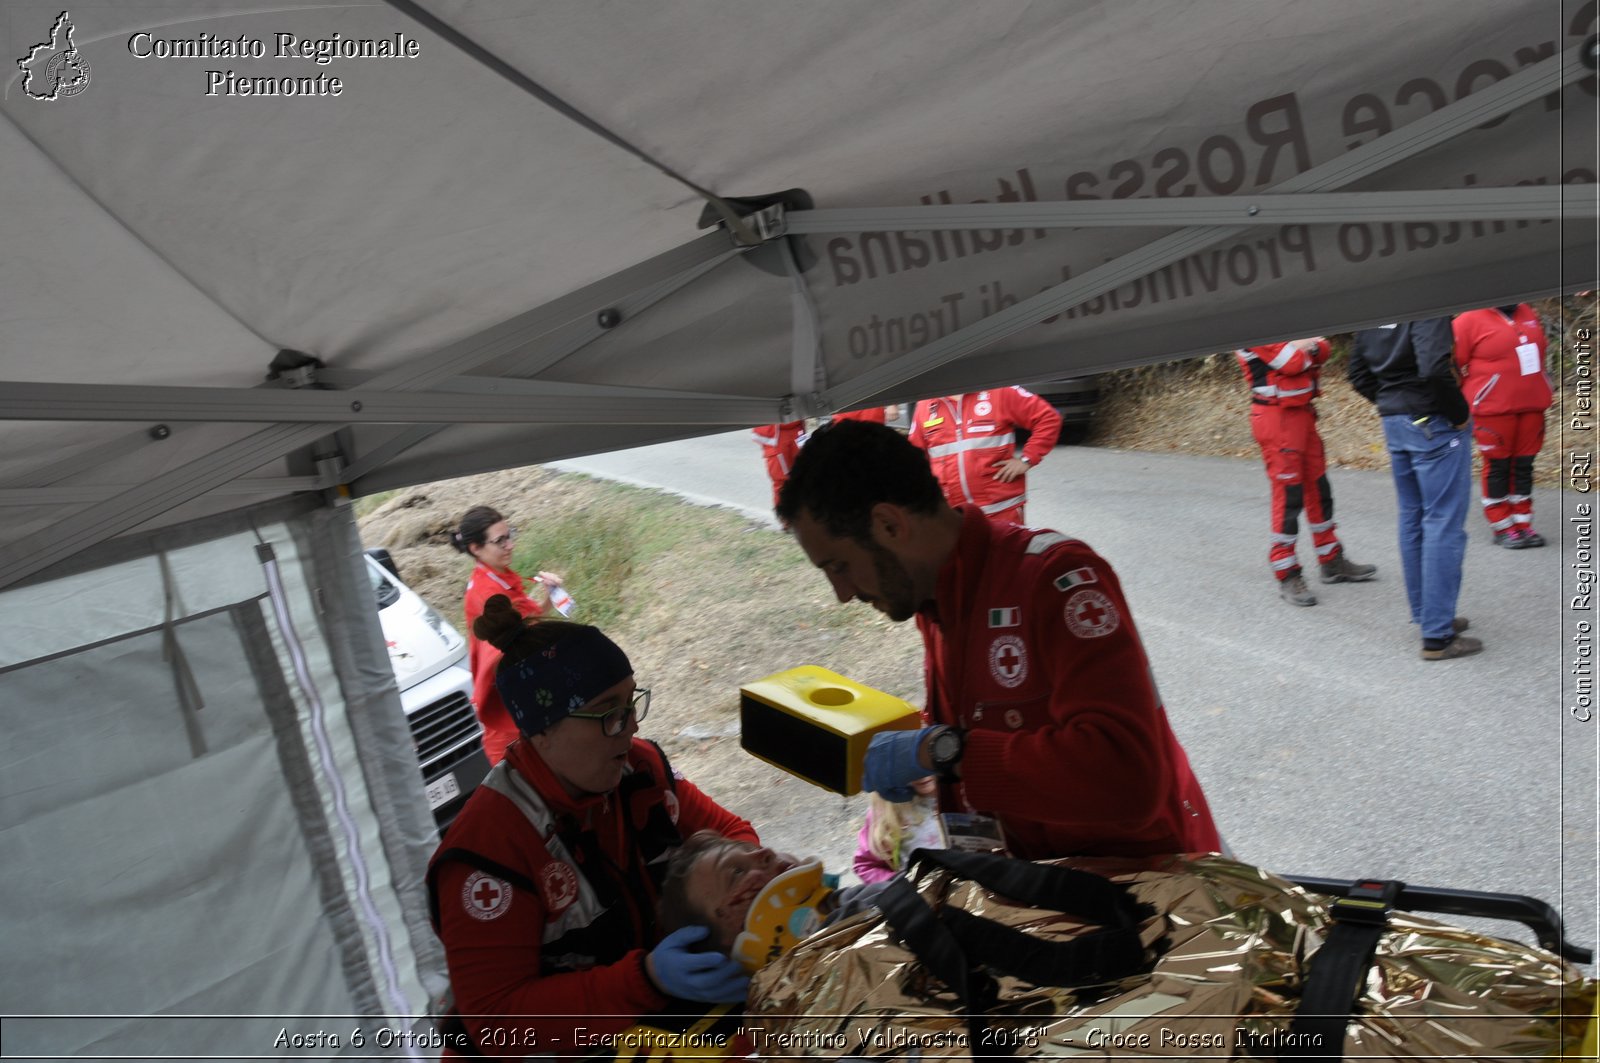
left=1053, top=567, right=1096, bottom=591
left=988, top=606, right=1021, bottom=628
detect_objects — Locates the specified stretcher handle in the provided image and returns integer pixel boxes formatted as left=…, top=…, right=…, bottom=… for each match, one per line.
left=1288, top=875, right=1592, bottom=964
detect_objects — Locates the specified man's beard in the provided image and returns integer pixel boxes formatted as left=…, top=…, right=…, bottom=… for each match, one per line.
left=865, top=539, right=918, bottom=622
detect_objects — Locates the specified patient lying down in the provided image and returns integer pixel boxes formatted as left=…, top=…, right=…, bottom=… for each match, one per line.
left=657, top=830, right=886, bottom=971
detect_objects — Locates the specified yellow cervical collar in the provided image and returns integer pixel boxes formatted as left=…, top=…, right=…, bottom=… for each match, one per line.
left=731, top=858, right=834, bottom=972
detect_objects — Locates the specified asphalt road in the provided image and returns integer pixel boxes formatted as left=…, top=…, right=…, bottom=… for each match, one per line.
left=554, top=431, right=1598, bottom=959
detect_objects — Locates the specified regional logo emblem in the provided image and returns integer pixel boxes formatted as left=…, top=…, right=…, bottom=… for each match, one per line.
left=18, top=12, right=91, bottom=100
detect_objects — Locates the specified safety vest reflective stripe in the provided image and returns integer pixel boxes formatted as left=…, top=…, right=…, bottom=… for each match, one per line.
left=481, top=764, right=609, bottom=941
left=1252, top=384, right=1314, bottom=399
left=751, top=428, right=777, bottom=445
left=1264, top=348, right=1300, bottom=370
left=1471, top=374, right=1501, bottom=407
left=981, top=493, right=1025, bottom=515
left=927, top=432, right=1017, bottom=458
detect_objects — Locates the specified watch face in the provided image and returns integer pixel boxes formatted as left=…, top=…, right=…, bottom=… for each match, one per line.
left=933, top=732, right=960, bottom=764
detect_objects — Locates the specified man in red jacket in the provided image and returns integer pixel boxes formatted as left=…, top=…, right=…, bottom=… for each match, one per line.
left=1452, top=305, right=1554, bottom=548
left=910, top=387, right=1061, bottom=525
left=1237, top=337, right=1376, bottom=606
left=776, top=420, right=1221, bottom=860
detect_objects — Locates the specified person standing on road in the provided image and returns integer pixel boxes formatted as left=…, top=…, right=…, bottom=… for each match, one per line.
left=1452, top=304, right=1553, bottom=549
left=909, top=387, right=1061, bottom=526
left=776, top=420, right=1221, bottom=860
left=428, top=599, right=757, bottom=1056
left=1348, top=319, right=1480, bottom=661
left=453, top=505, right=567, bottom=764
left=1236, top=337, right=1377, bottom=606
left=752, top=421, right=806, bottom=509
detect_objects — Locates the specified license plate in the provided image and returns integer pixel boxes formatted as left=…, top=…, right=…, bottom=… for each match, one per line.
left=425, top=772, right=461, bottom=810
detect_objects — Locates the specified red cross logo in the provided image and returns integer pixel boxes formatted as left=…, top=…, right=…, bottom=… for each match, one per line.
left=1064, top=590, right=1119, bottom=639
left=988, top=635, right=1027, bottom=689
left=1074, top=597, right=1108, bottom=628
left=462, top=871, right=512, bottom=921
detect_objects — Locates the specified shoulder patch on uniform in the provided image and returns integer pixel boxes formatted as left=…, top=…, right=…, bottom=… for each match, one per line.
left=462, top=870, right=514, bottom=921
left=1063, top=589, right=1120, bottom=639
left=1053, top=566, right=1096, bottom=590
left=1025, top=532, right=1072, bottom=554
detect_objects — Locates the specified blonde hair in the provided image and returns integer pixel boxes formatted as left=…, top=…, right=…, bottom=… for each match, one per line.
left=866, top=792, right=935, bottom=872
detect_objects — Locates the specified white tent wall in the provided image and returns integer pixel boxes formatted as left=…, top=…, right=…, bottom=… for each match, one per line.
left=0, top=497, right=444, bottom=1058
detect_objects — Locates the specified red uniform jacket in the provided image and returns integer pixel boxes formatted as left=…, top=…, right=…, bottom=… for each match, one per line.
left=918, top=507, right=1220, bottom=859
left=428, top=740, right=756, bottom=1058
left=1236, top=339, right=1329, bottom=407
left=1452, top=306, right=1553, bottom=416
left=909, top=389, right=1061, bottom=519
left=464, top=565, right=544, bottom=764
left=830, top=407, right=887, bottom=425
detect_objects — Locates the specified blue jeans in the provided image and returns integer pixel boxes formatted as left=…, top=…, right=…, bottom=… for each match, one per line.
left=1380, top=414, right=1472, bottom=641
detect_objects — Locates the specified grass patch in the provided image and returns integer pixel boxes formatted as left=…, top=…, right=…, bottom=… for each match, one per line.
left=353, top=489, right=400, bottom=519
left=506, top=476, right=777, bottom=630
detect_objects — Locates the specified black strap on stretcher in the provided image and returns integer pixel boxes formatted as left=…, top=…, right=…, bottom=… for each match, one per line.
left=1283, top=878, right=1404, bottom=1060
left=1282, top=875, right=1594, bottom=1061
left=876, top=848, right=1156, bottom=1056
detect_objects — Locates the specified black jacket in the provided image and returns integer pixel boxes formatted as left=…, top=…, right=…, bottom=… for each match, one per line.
left=1347, top=318, right=1469, bottom=425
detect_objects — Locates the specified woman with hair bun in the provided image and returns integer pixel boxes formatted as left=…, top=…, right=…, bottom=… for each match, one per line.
left=452, top=505, right=567, bottom=763
left=427, top=596, right=758, bottom=1057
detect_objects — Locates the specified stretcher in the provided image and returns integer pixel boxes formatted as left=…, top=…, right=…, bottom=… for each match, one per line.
left=589, top=856, right=1594, bottom=1061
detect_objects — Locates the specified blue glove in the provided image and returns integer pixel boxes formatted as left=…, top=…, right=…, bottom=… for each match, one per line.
left=648, top=926, right=751, bottom=1003
left=863, top=727, right=934, bottom=802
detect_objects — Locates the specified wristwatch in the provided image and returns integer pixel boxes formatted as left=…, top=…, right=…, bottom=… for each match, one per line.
left=1017, top=454, right=1031, bottom=466
left=927, top=726, right=966, bottom=781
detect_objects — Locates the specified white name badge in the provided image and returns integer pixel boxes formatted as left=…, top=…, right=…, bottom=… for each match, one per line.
left=1516, top=342, right=1541, bottom=375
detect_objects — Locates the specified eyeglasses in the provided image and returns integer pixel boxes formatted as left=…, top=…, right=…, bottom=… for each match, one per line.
left=486, top=528, right=517, bottom=548
left=568, top=687, right=651, bottom=737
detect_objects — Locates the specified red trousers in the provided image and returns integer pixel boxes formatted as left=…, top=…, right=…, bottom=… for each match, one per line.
left=1472, top=411, right=1546, bottom=532
left=1250, top=404, right=1340, bottom=579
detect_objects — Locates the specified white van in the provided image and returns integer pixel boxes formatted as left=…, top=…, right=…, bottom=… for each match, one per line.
left=365, top=548, right=489, bottom=829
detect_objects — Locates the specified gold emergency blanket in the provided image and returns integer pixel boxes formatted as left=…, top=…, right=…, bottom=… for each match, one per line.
left=744, top=854, right=1594, bottom=1059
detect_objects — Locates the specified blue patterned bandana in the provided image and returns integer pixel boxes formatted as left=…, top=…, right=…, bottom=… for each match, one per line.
left=496, top=626, right=634, bottom=736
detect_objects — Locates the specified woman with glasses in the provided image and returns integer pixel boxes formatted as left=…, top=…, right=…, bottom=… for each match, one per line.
left=427, top=594, right=758, bottom=1058
left=452, top=505, right=567, bottom=763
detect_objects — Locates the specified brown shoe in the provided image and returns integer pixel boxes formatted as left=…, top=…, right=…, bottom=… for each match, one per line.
left=1421, top=634, right=1483, bottom=661
left=1279, top=573, right=1317, bottom=606
left=1320, top=553, right=1377, bottom=584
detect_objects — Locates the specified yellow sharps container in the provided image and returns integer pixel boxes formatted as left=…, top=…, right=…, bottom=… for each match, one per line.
left=739, top=665, right=921, bottom=795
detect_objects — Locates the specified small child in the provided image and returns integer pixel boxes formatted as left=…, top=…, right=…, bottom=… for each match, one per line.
left=852, top=776, right=944, bottom=884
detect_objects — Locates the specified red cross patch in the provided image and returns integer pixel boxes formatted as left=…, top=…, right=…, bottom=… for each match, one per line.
left=462, top=871, right=513, bottom=922
left=987, top=635, right=1028, bottom=689
left=538, top=861, right=580, bottom=915
left=1064, top=590, right=1119, bottom=639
